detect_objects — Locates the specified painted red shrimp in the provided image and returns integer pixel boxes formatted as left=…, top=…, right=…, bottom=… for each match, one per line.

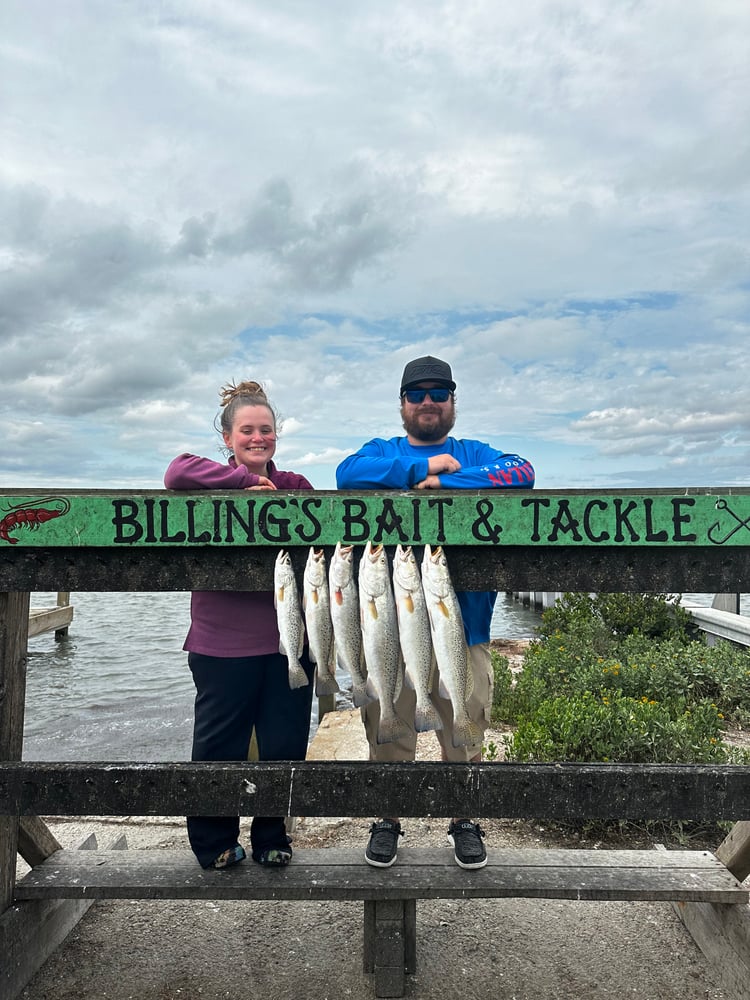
left=0, top=497, right=71, bottom=544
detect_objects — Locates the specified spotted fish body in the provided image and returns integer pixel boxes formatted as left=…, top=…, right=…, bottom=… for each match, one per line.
left=302, top=547, right=339, bottom=697
left=421, top=544, right=478, bottom=748
left=358, top=541, right=409, bottom=745
left=328, top=542, right=370, bottom=707
left=274, top=549, right=309, bottom=690
left=392, top=544, right=441, bottom=733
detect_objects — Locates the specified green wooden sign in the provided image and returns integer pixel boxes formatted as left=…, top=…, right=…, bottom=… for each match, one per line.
left=1, top=489, right=750, bottom=548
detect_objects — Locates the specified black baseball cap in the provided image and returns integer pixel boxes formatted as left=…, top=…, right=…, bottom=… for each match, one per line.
left=400, top=356, right=456, bottom=393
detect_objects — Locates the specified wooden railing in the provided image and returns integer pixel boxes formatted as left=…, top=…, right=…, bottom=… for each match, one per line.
left=2, top=487, right=750, bottom=999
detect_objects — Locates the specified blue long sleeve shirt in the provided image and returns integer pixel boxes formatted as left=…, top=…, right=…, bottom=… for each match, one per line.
left=336, top=435, right=535, bottom=644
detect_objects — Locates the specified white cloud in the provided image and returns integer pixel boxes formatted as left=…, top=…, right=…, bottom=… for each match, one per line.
left=1, top=0, right=748, bottom=493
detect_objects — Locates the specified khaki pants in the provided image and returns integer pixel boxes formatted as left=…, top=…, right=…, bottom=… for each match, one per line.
left=361, top=642, right=493, bottom=763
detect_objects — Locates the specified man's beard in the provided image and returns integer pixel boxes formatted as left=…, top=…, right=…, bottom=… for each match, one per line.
left=401, top=404, right=456, bottom=443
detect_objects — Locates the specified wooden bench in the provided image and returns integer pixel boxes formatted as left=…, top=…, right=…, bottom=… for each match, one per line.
left=4, top=759, right=750, bottom=998
left=12, top=843, right=748, bottom=998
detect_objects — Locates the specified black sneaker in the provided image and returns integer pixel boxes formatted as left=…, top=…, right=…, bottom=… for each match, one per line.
left=365, top=819, right=403, bottom=867
left=447, top=820, right=487, bottom=869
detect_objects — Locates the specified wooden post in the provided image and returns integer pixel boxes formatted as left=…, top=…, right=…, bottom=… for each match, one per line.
left=0, top=592, right=30, bottom=913
left=54, top=591, right=70, bottom=640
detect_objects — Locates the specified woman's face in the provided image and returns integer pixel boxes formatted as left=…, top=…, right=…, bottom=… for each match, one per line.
left=223, top=404, right=277, bottom=474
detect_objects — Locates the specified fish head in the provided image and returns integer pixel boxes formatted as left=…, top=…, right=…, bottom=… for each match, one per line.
left=274, top=548, right=296, bottom=601
left=421, top=543, right=453, bottom=597
left=304, top=546, right=327, bottom=586
left=329, top=541, right=355, bottom=593
left=393, top=544, right=420, bottom=591
left=358, top=540, right=389, bottom=599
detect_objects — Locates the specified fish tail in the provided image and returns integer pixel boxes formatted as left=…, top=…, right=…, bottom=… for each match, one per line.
left=315, top=669, right=340, bottom=696
left=451, top=717, right=480, bottom=748
left=377, top=708, right=411, bottom=745
left=414, top=698, right=443, bottom=734
left=351, top=681, right=373, bottom=708
left=288, top=663, right=309, bottom=690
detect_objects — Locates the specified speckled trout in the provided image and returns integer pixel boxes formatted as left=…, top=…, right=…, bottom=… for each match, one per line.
left=274, top=549, right=308, bottom=690
left=421, top=544, right=478, bottom=748
left=358, top=541, right=409, bottom=744
left=302, top=546, right=339, bottom=697
left=328, top=542, right=370, bottom=707
left=392, top=544, right=441, bottom=733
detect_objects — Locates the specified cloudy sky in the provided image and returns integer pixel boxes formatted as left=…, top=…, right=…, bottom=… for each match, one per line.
left=2, top=0, right=748, bottom=492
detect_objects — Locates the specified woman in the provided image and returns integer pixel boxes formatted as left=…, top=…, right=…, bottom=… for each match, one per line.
left=165, top=380, right=315, bottom=869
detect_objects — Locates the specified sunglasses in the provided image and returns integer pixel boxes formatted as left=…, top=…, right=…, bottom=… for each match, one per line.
left=401, top=388, right=453, bottom=404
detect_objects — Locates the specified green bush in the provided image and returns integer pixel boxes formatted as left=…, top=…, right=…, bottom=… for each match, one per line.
left=538, top=592, right=694, bottom=644
left=490, top=592, right=750, bottom=765
left=504, top=691, right=739, bottom=764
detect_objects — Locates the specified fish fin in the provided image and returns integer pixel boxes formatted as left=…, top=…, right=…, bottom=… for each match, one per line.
left=393, top=663, right=403, bottom=702
left=404, top=667, right=415, bottom=691
left=351, top=682, right=373, bottom=708
left=376, top=714, right=411, bottom=745
left=402, top=594, right=414, bottom=614
left=315, top=668, right=340, bottom=697
left=451, top=718, right=480, bottom=748
left=288, top=663, right=309, bottom=690
left=438, top=675, right=449, bottom=700
left=463, top=647, right=473, bottom=699
left=414, top=698, right=442, bottom=733
left=334, top=587, right=344, bottom=606
left=367, top=598, right=378, bottom=620
left=437, top=599, right=450, bottom=618
left=365, top=677, right=379, bottom=701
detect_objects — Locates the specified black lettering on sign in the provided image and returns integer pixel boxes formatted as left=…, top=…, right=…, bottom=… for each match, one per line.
left=548, top=499, right=582, bottom=542
left=159, top=499, right=186, bottom=543
left=672, top=497, right=697, bottom=542
left=373, top=498, right=409, bottom=544
left=643, top=498, right=668, bottom=542
left=186, top=499, right=212, bottom=543
left=212, top=499, right=223, bottom=543
left=411, top=497, right=422, bottom=542
left=144, top=497, right=157, bottom=543
left=258, top=499, right=292, bottom=543
left=295, top=497, right=323, bottom=543
left=224, top=499, right=256, bottom=542
left=614, top=499, right=639, bottom=542
left=112, top=499, right=143, bottom=544
left=583, top=499, right=609, bottom=542
left=521, top=497, right=550, bottom=542
left=472, top=499, right=502, bottom=544
left=342, top=499, right=369, bottom=542
left=427, top=497, right=452, bottom=543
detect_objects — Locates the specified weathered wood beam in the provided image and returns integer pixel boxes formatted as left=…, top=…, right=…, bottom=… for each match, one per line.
left=0, top=832, right=126, bottom=1000
left=17, top=816, right=62, bottom=868
left=3, top=544, right=750, bottom=592
left=0, top=592, right=29, bottom=914
left=2, top=761, right=750, bottom=821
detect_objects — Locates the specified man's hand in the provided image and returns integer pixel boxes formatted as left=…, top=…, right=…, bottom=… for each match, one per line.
left=426, top=454, right=462, bottom=475
left=414, top=474, right=442, bottom=489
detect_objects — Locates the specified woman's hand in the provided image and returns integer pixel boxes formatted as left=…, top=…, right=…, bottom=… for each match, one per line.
left=245, top=476, right=277, bottom=490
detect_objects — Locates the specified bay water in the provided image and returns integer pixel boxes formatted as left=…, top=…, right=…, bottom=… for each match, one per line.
left=22, top=591, right=746, bottom=762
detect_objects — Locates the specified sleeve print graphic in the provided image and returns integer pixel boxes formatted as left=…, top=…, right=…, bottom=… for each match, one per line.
left=481, top=459, right=535, bottom=487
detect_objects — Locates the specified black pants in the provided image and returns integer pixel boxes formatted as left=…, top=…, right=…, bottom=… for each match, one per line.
left=187, top=650, right=315, bottom=867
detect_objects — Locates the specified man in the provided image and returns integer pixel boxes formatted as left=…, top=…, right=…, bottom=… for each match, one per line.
left=336, top=355, right=535, bottom=869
